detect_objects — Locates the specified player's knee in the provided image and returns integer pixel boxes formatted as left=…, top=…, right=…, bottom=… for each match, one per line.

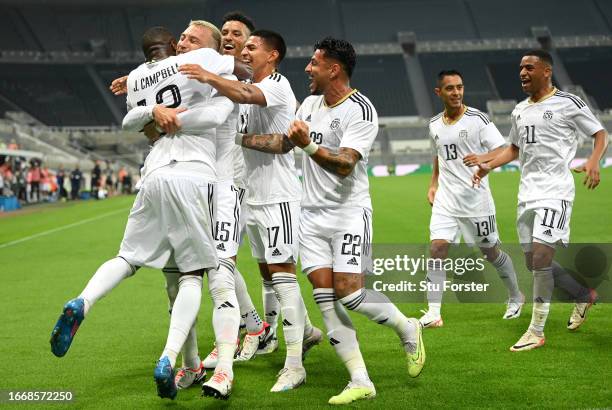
left=430, top=241, right=449, bottom=259
left=163, top=274, right=179, bottom=305
left=333, top=274, right=363, bottom=299
left=481, top=246, right=499, bottom=262
left=531, top=251, right=552, bottom=270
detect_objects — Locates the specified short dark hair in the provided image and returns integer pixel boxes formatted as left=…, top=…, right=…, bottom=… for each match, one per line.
left=251, top=29, right=286, bottom=64
left=437, top=69, right=463, bottom=86
left=222, top=11, right=255, bottom=33
left=141, top=26, right=174, bottom=59
left=313, top=37, right=356, bottom=78
left=523, top=49, right=554, bottom=66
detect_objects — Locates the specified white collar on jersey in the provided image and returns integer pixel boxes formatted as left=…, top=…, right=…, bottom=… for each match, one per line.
left=528, top=87, right=557, bottom=104
left=442, top=104, right=466, bottom=125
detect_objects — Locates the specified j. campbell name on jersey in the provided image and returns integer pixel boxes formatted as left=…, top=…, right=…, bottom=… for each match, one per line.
left=132, top=63, right=180, bottom=92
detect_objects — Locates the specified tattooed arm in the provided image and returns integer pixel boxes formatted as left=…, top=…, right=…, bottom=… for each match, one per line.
left=309, top=146, right=361, bottom=178
left=238, top=133, right=295, bottom=154
left=287, top=120, right=361, bottom=178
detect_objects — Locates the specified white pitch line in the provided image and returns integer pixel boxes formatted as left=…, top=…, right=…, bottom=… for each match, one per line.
left=0, top=208, right=128, bottom=250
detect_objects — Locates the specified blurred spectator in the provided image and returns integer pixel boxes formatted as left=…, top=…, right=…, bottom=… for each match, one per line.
left=91, top=161, right=101, bottom=200
left=56, top=165, right=67, bottom=200
left=7, top=139, right=19, bottom=150
left=70, top=165, right=82, bottom=200
left=41, top=166, right=51, bottom=201
left=117, top=166, right=127, bottom=193
left=104, top=164, right=114, bottom=196
left=28, top=160, right=42, bottom=203
left=123, top=172, right=133, bottom=194
left=15, top=162, right=26, bottom=202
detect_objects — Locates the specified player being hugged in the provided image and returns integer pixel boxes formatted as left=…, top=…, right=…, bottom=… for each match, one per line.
left=420, top=69, right=524, bottom=328
left=287, top=38, right=425, bottom=405
left=469, top=49, right=608, bottom=351
left=50, top=26, right=241, bottom=401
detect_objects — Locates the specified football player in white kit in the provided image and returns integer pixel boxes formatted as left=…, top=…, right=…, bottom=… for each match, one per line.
left=420, top=70, right=524, bottom=328
left=49, top=26, right=240, bottom=400
left=180, top=29, right=320, bottom=392
left=471, top=50, right=607, bottom=351
left=201, top=12, right=277, bottom=368
left=287, top=37, right=425, bottom=405
left=107, top=16, right=270, bottom=387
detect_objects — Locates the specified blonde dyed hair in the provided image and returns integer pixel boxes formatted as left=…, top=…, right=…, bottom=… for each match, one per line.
left=189, top=20, right=222, bottom=51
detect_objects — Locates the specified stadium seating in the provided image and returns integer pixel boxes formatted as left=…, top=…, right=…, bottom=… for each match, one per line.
left=0, top=0, right=610, bottom=125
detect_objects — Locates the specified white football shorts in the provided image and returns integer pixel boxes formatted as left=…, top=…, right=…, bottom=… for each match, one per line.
left=300, top=207, right=373, bottom=275
left=430, top=212, right=499, bottom=248
left=213, top=180, right=245, bottom=259
left=517, top=199, right=572, bottom=252
left=118, top=164, right=217, bottom=273
left=246, top=201, right=300, bottom=264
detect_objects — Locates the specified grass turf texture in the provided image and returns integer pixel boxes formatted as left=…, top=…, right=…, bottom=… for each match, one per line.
left=1, top=170, right=610, bottom=409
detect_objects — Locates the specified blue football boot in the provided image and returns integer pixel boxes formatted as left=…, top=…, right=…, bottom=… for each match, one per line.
left=154, top=356, right=177, bottom=400
left=50, top=298, right=85, bottom=357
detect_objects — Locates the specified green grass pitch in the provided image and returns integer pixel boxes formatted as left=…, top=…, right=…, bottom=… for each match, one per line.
left=1, top=169, right=610, bottom=409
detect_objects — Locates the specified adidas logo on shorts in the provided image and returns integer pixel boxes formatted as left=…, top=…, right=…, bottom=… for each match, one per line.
left=272, top=248, right=282, bottom=257
left=216, top=243, right=226, bottom=251
left=543, top=229, right=553, bottom=237
left=347, top=257, right=358, bottom=266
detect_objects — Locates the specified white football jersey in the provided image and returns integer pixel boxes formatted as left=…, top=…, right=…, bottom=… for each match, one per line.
left=215, top=82, right=239, bottom=184
left=238, top=72, right=301, bottom=205
left=296, top=90, right=378, bottom=210
left=232, top=143, right=246, bottom=188
left=429, top=106, right=505, bottom=217
left=509, top=88, right=603, bottom=203
left=126, top=48, right=234, bottom=181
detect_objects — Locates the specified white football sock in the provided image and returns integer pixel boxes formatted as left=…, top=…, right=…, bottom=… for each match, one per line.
left=233, top=266, right=263, bottom=334
left=161, top=274, right=202, bottom=368
left=79, top=257, right=135, bottom=316
left=339, top=288, right=417, bottom=352
left=209, top=260, right=240, bottom=378
left=271, top=272, right=305, bottom=369
left=262, top=279, right=280, bottom=333
left=163, top=271, right=200, bottom=369
left=182, top=325, right=200, bottom=370
left=426, top=259, right=445, bottom=316
left=313, top=288, right=370, bottom=385
left=491, top=250, right=522, bottom=301
left=529, top=267, right=553, bottom=335
left=303, top=311, right=314, bottom=339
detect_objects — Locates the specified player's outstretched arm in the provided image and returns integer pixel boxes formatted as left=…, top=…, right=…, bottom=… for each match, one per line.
left=122, top=105, right=156, bottom=132
left=109, top=75, right=128, bottom=95
left=428, top=156, right=439, bottom=206
left=472, top=144, right=519, bottom=187
left=177, top=95, right=234, bottom=134
left=178, top=64, right=266, bottom=106
left=463, top=145, right=506, bottom=166
left=573, top=129, right=608, bottom=190
left=237, top=133, right=294, bottom=154
left=288, top=120, right=360, bottom=178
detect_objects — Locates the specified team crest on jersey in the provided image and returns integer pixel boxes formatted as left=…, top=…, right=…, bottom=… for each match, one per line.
left=330, top=118, right=341, bottom=130
left=543, top=110, right=553, bottom=120
left=459, top=130, right=468, bottom=140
